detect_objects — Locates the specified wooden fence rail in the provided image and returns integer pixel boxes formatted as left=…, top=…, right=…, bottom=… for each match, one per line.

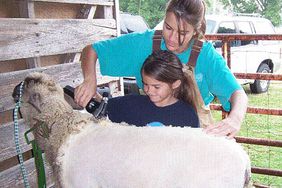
left=0, top=18, right=116, bottom=61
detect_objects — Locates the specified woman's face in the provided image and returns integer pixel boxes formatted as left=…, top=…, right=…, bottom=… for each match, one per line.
left=162, top=12, right=195, bottom=54
left=142, top=72, right=180, bottom=107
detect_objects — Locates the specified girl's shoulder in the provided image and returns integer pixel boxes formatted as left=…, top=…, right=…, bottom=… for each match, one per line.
left=108, top=94, right=150, bottom=113
left=170, top=100, right=195, bottom=111
left=111, top=94, right=149, bottom=104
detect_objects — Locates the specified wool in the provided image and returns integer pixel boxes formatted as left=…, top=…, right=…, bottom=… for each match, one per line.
left=20, top=72, right=252, bottom=188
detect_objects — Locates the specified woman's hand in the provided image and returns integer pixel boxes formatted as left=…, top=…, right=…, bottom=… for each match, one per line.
left=204, top=90, right=248, bottom=138
left=203, top=117, right=240, bottom=139
left=74, top=79, right=97, bottom=107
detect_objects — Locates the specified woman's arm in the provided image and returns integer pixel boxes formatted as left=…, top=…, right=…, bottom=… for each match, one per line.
left=74, top=45, right=98, bottom=107
left=205, top=89, right=248, bottom=138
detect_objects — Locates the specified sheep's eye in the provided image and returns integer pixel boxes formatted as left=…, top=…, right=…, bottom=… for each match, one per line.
left=31, top=93, right=41, bottom=101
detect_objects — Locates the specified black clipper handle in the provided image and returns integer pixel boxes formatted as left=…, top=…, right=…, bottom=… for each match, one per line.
left=63, top=85, right=110, bottom=118
left=63, top=85, right=75, bottom=98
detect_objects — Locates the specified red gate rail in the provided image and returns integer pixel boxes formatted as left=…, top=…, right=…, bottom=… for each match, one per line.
left=251, top=167, right=282, bottom=177
left=210, top=104, right=282, bottom=116
left=234, top=73, right=282, bottom=81
left=205, top=34, right=282, bottom=41
left=235, top=136, right=282, bottom=147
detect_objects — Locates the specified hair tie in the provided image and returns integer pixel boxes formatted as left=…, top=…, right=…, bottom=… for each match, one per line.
left=182, top=64, right=193, bottom=73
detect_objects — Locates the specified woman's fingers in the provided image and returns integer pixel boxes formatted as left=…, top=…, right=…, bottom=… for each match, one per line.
left=204, top=119, right=239, bottom=138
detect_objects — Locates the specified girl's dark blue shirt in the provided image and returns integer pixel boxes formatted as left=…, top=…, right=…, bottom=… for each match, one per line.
left=107, top=94, right=199, bottom=128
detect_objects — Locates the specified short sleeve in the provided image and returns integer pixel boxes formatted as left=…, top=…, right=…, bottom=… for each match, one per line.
left=197, top=42, right=242, bottom=111
left=92, top=30, right=154, bottom=79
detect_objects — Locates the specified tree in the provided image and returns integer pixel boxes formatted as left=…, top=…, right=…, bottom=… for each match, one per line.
left=220, top=0, right=282, bottom=26
left=120, top=0, right=282, bottom=27
left=119, top=0, right=216, bottom=27
left=120, top=0, right=167, bottom=28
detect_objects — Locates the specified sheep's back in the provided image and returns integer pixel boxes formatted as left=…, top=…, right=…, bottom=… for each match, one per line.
left=59, top=122, right=250, bottom=188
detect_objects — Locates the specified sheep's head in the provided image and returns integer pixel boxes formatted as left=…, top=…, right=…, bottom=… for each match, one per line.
left=20, top=72, right=64, bottom=117
left=17, top=73, right=72, bottom=142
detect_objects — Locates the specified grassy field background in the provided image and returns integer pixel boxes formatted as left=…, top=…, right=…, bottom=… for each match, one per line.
left=212, top=82, right=282, bottom=187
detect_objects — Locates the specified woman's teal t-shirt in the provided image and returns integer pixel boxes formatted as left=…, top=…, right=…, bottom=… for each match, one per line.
left=93, top=30, right=241, bottom=111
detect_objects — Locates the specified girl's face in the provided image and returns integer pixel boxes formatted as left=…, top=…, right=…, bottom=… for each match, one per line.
left=162, top=12, right=195, bottom=54
left=142, top=72, right=180, bottom=107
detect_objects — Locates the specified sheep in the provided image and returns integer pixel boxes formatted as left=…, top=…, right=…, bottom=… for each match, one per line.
left=19, top=72, right=252, bottom=188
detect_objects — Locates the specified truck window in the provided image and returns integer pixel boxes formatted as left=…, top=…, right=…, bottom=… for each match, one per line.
left=217, top=21, right=238, bottom=47
left=206, top=20, right=216, bottom=34
left=253, top=21, right=275, bottom=34
left=217, top=21, right=236, bottom=34
left=236, top=21, right=256, bottom=45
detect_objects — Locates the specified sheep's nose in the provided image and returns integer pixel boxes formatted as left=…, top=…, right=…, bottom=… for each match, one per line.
left=12, top=82, right=23, bottom=102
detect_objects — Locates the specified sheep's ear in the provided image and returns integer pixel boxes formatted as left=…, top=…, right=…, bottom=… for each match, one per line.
left=47, top=80, right=57, bottom=92
left=28, top=92, right=42, bottom=113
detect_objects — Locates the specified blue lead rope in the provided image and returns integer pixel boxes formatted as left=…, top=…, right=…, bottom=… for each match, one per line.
left=13, top=81, right=30, bottom=188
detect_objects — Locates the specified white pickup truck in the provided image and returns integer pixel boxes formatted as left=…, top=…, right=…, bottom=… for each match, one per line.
left=206, top=15, right=282, bottom=93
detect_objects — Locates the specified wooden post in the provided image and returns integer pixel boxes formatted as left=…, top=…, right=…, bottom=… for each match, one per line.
left=63, top=5, right=98, bottom=64
left=19, top=0, right=41, bottom=68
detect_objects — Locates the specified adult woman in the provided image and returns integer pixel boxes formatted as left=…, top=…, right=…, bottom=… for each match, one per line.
left=75, top=0, right=248, bottom=138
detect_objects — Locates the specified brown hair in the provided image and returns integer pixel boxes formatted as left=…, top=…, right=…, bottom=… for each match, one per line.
left=166, top=0, right=206, bottom=44
left=141, top=50, right=200, bottom=112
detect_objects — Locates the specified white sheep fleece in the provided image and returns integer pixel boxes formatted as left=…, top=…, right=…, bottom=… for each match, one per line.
left=20, top=72, right=251, bottom=188
left=59, top=120, right=251, bottom=188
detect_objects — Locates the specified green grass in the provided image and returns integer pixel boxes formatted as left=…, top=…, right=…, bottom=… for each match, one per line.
left=212, top=82, right=282, bottom=187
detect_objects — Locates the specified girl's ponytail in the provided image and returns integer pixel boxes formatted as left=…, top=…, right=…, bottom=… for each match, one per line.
left=177, top=65, right=201, bottom=113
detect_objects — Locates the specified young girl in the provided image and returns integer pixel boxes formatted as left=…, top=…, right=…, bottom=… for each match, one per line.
left=107, top=50, right=199, bottom=127
left=75, top=0, right=248, bottom=137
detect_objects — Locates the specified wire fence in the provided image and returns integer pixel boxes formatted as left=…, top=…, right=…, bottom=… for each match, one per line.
left=206, top=34, right=282, bottom=187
